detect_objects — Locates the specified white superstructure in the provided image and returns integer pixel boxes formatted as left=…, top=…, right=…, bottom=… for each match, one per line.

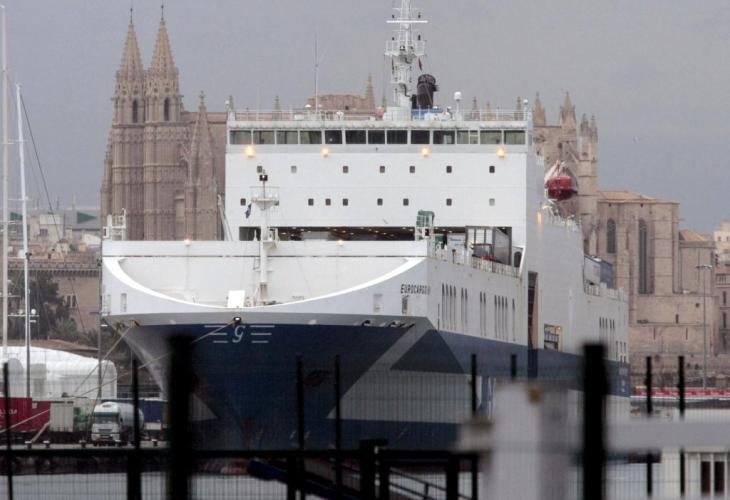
left=100, top=0, right=628, bottom=449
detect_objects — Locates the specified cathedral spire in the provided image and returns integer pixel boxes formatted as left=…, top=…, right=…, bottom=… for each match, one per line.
left=559, top=91, right=576, bottom=132
left=117, top=17, right=144, bottom=81
left=532, top=92, right=546, bottom=126
left=188, top=91, right=215, bottom=179
left=149, top=14, right=178, bottom=78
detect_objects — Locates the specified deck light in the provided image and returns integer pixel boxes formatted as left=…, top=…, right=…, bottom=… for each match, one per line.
left=184, top=238, right=191, bottom=246
left=321, top=147, right=329, bottom=157
left=497, top=146, right=506, bottom=158
left=233, top=316, right=242, bottom=325
left=421, top=147, right=430, bottom=157
left=245, top=145, right=255, bottom=158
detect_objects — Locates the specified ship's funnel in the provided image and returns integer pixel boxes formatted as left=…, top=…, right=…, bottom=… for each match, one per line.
left=414, top=74, right=438, bottom=110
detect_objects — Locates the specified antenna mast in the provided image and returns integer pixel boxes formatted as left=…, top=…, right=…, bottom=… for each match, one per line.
left=16, top=84, right=29, bottom=398
left=1, top=5, right=8, bottom=361
left=384, top=0, right=426, bottom=109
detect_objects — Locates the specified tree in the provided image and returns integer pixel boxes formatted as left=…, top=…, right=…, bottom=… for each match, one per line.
left=8, top=270, right=72, bottom=340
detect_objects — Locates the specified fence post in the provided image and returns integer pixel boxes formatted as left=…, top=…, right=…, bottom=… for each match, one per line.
left=678, top=355, right=685, bottom=497
left=470, top=354, right=479, bottom=500
left=446, top=455, right=460, bottom=500
left=167, top=336, right=193, bottom=500
left=470, top=353, right=477, bottom=415
left=378, top=452, right=390, bottom=500
left=3, top=362, right=13, bottom=500
left=296, top=356, right=305, bottom=451
left=334, top=355, right=343, bottom=499
left=127, top=358, right=142, bottom=500
left=286, top=454, right=297, bottom=500
left=296, top=356, right=305, bottom=500
left=582, top=344, right=606, bottom=500
left=645, top=356, right=653, bottom=497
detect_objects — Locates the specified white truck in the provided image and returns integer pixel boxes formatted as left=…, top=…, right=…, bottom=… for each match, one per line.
left=90, top=402, right=144, bottom=445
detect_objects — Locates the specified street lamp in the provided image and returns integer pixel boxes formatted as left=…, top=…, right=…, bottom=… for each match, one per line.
left=697, top=264, right=713, bottom=389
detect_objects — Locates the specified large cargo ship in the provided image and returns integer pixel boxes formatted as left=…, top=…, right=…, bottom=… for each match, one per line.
left=101, top=1, right=629, bottom=449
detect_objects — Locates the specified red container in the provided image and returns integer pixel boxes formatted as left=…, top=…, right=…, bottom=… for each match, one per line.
left=546, top=175, right=576, bottom=201
left=0, top=398, right=51, bottom=434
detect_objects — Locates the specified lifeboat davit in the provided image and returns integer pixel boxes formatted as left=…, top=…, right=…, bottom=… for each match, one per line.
left=546, top=175, right=576, bottom=201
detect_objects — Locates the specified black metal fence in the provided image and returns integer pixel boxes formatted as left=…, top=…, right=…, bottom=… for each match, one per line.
left=1, top=338, right=715, bottom=499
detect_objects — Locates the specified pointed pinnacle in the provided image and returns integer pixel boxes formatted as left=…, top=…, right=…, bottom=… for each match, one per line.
left=149, top=15, right=177, bottom=77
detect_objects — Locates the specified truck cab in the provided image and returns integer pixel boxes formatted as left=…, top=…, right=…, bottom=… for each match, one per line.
left=91, top=401, right=143, bottom=445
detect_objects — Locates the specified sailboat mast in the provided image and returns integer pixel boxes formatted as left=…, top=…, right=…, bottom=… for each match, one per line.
left=1, top=5, right=8, bottom=361
left=16, top=83, right=29, bottom=398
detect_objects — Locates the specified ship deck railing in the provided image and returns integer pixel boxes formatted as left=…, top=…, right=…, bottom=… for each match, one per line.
left=584, top=281, right=624, bottom=301
left=231, top=109, right=530, bottom=123
left=428, top=246, right=520, bottom=278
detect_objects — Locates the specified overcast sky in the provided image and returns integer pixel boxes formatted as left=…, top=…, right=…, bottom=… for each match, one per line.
left=3, top=0, right=729, bottom=232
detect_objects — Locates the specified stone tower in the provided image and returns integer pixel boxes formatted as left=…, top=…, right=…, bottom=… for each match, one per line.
left=101, top=17, right=146, bottom=239
left=576, top=114, right=599, bottom=255
left=183, top=93, right=219, bottom=240
left=143, top=13, right=188, bottom=240
left=102, top=11, right=225, bottom=242
left=532, top=91, right=600, bottom=254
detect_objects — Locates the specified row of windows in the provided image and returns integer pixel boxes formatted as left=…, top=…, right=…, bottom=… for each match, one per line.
left=493, top=295, right=515, bottom=341
left=441, top=285, right=459, bottom=331
left=230, top=128, right=526, bottom=146
left=260, top=164, right=497, bottom=175
left=240, top=197, right=496, bottom=207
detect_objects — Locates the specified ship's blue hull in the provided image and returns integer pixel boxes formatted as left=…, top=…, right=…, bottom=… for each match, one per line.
left=126, top=322, right=629, bottom=450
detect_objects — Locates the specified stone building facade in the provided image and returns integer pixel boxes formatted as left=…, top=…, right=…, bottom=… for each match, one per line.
left=595, top=192, right=717, bottom=380
left=100, top=15, right=225, bottom=241
left=714, top=220, right=730, bottom=264
left=533, top=95, right=719, bottom=384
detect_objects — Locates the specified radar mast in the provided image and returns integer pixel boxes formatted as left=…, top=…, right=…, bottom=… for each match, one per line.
left=384, top=0, right=427, bottom=114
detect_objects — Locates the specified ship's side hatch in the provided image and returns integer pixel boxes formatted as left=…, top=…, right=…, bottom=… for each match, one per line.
left=527, top=271, right=538, bottom=378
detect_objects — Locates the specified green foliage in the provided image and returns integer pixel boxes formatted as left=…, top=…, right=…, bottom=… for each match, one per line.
left=8, top=270, right=77, bottom=341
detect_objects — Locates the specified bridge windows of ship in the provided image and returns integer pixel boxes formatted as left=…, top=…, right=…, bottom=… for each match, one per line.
left=489, top=165, right=495, bottom=174
left=256, top=165, right=263, bottom=173
left=446, top=165, right=452, bottom=173
left=325, top=198, right=332, bottom=206
left=387, top=130, right=408, bottom=144
left=377, top=198, right=383, bottom=206
left=403, top=199, right=409, bottom=206
left=409, top=165, right=416, bottom=173
left=239, top=198, right=246, bottom=206
left=411, top=130, right=429, bottom=144
left=290, top=165, right=297, bottom=173
left=342, top=198, right=349, bottom=206
left=228, top=128, right=529, bottom=146
left=446, top=199, right=452, bottom=206
left=307, top=198, right=314, bottom=206
left=379, top=165, right=386, bottom=173
left=325, top=130, right=343, bottom=144
left=489, top=198, right=496, bottom=206
left=342, top=165, right=349, bottom=173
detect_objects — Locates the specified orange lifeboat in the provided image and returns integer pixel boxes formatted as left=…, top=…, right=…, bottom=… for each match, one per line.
left=546, top=175, right=576, bottom=201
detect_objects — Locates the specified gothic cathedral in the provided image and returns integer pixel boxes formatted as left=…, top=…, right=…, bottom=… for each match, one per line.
left=100, top=14, right=224, bottom=241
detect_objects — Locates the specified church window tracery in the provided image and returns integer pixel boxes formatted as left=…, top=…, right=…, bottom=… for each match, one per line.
left=638, top=219, right=651, bottom=294
left=606, top=219, right=616, bottom=254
